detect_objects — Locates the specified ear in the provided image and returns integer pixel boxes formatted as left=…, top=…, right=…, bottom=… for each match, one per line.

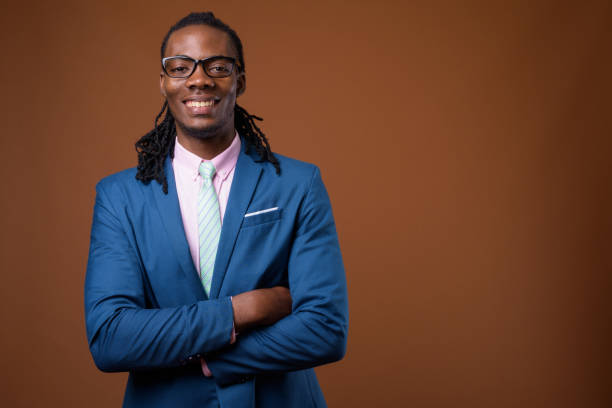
left=236, top=71, right=246, bottom=97
left=159, top=71, right=167, bottom=97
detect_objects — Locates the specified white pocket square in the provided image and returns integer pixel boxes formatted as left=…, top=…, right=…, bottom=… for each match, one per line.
left=244, top=207, right=279, bottom=217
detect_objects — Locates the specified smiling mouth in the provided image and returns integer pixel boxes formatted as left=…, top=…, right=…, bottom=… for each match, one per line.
left=185, top=100, right=215, bottom=107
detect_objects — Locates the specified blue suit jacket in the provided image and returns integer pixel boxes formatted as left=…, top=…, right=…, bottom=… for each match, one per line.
left=84, top=142, right=348, bottom=407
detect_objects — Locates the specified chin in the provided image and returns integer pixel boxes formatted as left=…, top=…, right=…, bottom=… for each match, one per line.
left=177, top=119, right=224, bottom=140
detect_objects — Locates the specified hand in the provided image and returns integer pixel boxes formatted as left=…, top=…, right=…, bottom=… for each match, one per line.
left=231, top=286, right=292, bottom=332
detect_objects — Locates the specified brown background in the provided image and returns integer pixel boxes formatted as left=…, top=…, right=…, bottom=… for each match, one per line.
left=1, top=0, right=611, bottom=406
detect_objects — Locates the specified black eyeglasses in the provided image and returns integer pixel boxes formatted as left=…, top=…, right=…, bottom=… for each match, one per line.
left=161, top=55, right=238, bottom=79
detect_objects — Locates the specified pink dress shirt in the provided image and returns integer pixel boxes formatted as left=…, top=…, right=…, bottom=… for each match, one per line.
left=172, top=133, right=241, bottom=271
left=172, top=133, right=241, bottom=377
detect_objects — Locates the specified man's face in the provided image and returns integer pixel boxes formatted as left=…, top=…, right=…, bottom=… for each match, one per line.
left=160, top=25, right=245, bottom=140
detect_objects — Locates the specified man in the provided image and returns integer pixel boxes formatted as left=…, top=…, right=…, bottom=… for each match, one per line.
left=84, top=11, right=348, bottom=408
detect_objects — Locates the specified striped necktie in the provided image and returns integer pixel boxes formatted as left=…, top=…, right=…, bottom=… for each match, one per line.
left=198, top=161, right=221, bottom=296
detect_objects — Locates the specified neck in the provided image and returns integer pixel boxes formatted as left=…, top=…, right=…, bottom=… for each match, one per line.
left=175, top=126, right=235, bottom=160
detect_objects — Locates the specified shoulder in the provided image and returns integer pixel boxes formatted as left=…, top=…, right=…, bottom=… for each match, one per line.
left=260, top=152, right=321, bottom=184
left=95, top=167, right=139, bottom=194
left=250, top=152, right=330, bottom=208
left=274, top=152, right=318, bottom=172
left=94, top=167, right=156, bottom=209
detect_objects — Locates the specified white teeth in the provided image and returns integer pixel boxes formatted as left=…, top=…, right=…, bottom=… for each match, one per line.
left=187, top=100, right=214, bottom=107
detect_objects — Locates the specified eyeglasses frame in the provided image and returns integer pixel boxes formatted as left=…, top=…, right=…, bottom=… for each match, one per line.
left=161, top=55, right=240, bottom=79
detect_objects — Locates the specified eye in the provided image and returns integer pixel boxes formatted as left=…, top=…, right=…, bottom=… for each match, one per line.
left=164, top=58, right=194, bottom=75
left=209, top=65, right=230, bottom=73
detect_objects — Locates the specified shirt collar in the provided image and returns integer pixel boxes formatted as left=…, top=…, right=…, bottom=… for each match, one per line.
left=173, top=132, right=241, bottom=182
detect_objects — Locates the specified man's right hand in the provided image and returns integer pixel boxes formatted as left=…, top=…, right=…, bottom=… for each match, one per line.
left=231, top=286, right=292, bottom=333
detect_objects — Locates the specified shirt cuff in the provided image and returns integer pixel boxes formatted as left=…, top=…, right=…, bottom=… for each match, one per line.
left=201, top=357, right=213, bottom=377
left=229, top=295, right=237, bottom=344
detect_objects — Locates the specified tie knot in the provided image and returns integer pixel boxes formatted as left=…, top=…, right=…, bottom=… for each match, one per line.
left=199, top=161, right=216, bottom=182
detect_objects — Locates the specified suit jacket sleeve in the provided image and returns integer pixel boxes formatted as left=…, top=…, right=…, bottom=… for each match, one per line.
left=206, top=166, right=349, bottom=386
left=84, top=178, right=234, bottom=372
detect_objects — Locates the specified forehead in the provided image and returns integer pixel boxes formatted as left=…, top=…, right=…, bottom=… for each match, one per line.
left=164, top=25, right=236, bottom=59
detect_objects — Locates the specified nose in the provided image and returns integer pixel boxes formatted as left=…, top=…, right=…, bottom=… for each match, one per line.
left=186, top=62, right=214, bottom=88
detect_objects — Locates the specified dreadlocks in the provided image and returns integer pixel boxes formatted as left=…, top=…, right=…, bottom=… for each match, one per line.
left=135, top=12, right=280, bottom=194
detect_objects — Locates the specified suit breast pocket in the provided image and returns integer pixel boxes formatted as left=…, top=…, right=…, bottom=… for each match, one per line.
left=229, top=206, right=289, bottom=291
left=241, top=207, right=282, bottom=228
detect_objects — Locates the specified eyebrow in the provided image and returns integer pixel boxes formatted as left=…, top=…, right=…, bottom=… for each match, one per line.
left=164, top=54, right=235, bottom=59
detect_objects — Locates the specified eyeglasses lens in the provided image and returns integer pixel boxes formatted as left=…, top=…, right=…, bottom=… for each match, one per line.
left=165, top=58, right=195, bottom=78
left=164, top=57, right=234, bottom=78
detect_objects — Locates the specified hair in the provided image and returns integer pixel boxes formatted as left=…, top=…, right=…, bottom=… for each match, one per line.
left=135, top=12, right=279, bottom=193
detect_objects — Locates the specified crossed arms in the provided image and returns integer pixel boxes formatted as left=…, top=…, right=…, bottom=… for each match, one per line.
left=84, top=167, right=348, bottom=386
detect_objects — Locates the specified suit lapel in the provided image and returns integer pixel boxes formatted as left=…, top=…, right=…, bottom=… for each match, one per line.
left=151, top=157, right=207, bottom=301
left=210, top=146, right=263, bottom=298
